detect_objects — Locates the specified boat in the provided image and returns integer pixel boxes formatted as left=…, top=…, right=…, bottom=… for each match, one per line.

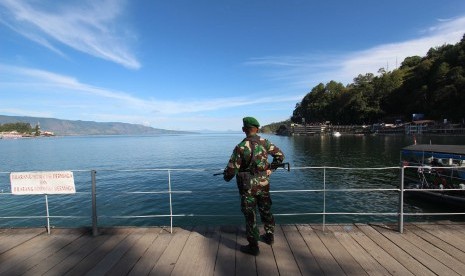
left=401, top=144, right=465, bottom=208
left=332, top=131, right=341, bottom=137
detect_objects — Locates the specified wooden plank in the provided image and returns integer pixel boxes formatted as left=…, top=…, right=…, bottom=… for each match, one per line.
left=214, top=225, right=237, bottom=276
left=375, top=224, right=460, bottom=275
left=204, top=226, right=222, bottom=275
left=169, top=225, right=207, bottom=275
left=146, top=227, right=190, bottom=276
left=0, top=232, right=54, bottom=274
left=64, top=228, right=134, bottom=275
left=435, top=221, right=465, bottom=232
left=416, top=222, right=465, bottom=244
left=84, top=228, right=147, bottom=275
left=129, top=228, right=173, bottom=276
left=4, top=223, right=465, bottom=276
left=327, top=225, right=391, bottom=276
left=24, top=233, right=109, bottom=275
left=105, top=227, right=160, bottom=276
left=282, top=224, right=321, bottom=275
left=234, top=225, right=257, bottom=276
left=0, top=228, right=44, bottom=255
left=187, top=225, right=221, bottom=275
left=270, top=225, right=300, bottom=275
left=414, top=223, right=465, bottom=252
left=402, top=225, right=465, bottom=275
left=296, top=225, right=345, bottom=275
left=432, top=222, right=465, bottom=243
left=350, top=225, right=415, bottom=276
left=313, top=225, right=368, bottom=275
left=406, top=224, right=465, bottom=261
left=0, top=228, right=10, bottom=234
left=170, top=225, right=220, bottom=275
left=256, top=228, right=279, bottom=276
left=2, top=229, right=84, bottom=275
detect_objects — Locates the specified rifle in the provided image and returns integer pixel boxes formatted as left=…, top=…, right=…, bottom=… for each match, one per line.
left=213, top=171, right=225, bottom=176
left=270, top=162, right=290, bottom=171
left=213, top=162, right=290, bottom=176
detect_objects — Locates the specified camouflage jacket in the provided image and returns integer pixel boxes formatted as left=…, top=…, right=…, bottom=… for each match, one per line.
left=223, top=134, right=285, bottom=182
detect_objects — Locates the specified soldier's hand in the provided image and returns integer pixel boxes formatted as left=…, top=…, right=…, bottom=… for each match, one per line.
left=266, top=169, right=272, bottom=176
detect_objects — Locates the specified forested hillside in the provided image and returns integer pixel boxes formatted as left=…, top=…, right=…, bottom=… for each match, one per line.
left=291, top=34, right=465, bottom=125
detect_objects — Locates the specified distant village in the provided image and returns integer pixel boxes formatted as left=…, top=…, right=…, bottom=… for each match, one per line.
left=0, top=131, right=55, bottom=139
left=289, top=120, right=465, bottom=136
left=0, top=122, right=55, bottom=139
left=289, top=115, right=465, bottom=136
left=267, top=114, right=465, bottom=136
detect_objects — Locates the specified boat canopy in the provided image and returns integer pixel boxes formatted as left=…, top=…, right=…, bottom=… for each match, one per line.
left=402, top=144, right=465, bottom=160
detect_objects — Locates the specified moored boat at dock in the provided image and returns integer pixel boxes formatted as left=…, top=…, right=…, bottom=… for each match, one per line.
left=401, top=144, right=465, bottom=208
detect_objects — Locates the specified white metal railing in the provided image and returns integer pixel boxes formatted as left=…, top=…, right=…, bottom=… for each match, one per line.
left=400, top=165, right=465, bottom=233
left=1, top=165, right=465, bottom=234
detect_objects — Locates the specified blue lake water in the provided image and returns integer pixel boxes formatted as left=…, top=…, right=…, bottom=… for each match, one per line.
left=1, top=133, right=465, bottom=228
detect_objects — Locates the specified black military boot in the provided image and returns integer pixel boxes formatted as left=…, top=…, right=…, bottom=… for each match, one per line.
left=240, top=243, right=260, bottom=256
left=260, top=233, right=274, bottom=245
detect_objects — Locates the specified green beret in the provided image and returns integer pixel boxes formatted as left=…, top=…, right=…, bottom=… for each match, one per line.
left=243, top=117, right=260, bottom=128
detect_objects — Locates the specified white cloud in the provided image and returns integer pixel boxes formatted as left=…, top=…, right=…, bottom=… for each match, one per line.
left=0, top=0, right=140, bottom=69
left=0, top=64, right=301, bottom=117
left=248, top=16, right=465, bottom=87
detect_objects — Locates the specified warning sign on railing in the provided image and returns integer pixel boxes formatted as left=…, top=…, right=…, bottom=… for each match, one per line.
left=10, top=171, right=76, bottom=195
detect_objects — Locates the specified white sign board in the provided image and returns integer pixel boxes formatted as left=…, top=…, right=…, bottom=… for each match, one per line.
left=10, top=171, right=76, bottom=195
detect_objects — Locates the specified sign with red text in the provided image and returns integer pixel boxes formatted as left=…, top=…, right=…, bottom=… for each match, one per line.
left=10, top=171, right=76, bottom=195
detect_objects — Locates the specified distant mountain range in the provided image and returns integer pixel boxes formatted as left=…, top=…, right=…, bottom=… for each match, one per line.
left=0, top=115, right=191, bottom=136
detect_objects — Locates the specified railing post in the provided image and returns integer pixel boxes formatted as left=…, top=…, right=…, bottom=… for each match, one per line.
left=323, top=167, right=326, bottom=232
left=398, top=166, right=404, bottom=233
left=168, top=170, right=173, bottom=234
left=45, top=194, right=51, bottom=235
left=91, top=170, right=98, bottom=236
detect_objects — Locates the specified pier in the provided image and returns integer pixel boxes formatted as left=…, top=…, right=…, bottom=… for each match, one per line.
left=2, top=222, right=465, bottom=275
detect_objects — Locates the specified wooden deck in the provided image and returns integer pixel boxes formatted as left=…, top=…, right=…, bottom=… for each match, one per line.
left=1, top=222, right=465, bottom=275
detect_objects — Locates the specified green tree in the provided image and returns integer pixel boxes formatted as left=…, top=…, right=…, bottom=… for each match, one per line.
left=400, top=56, right=422, bottom=69
left=34, top=124, right=41, bottom=136
left=0, top=122, right=33, bottom=133
left=290, top=34, right=465, bottom=125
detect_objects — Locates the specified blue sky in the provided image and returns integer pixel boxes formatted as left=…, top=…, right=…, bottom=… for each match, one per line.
left=1, top=0, right=465, bottom=131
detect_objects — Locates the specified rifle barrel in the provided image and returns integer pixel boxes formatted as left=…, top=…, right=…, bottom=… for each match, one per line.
left=214, top=163, right=290, bottom=176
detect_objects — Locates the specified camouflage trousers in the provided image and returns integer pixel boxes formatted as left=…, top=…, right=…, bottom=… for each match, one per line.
left=237, top=172, right=275, bottom=245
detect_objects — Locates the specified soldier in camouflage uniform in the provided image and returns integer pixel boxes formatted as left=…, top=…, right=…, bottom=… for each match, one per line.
left=223, top=117, right=285, bottom=256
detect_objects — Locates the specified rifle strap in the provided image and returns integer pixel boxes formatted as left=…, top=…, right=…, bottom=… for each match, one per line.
left=242, top=135, right=261, bottom=172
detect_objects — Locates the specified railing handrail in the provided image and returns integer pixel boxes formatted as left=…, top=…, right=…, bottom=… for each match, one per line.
left=1, top=165, right=465, bottom=234
left=0, top=165, right=400, bottom=175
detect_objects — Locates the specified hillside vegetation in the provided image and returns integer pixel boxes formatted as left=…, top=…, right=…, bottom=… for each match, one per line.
left=289, top=34, right=465, bottom=125
left=0, top=122, right=35, bottom=134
